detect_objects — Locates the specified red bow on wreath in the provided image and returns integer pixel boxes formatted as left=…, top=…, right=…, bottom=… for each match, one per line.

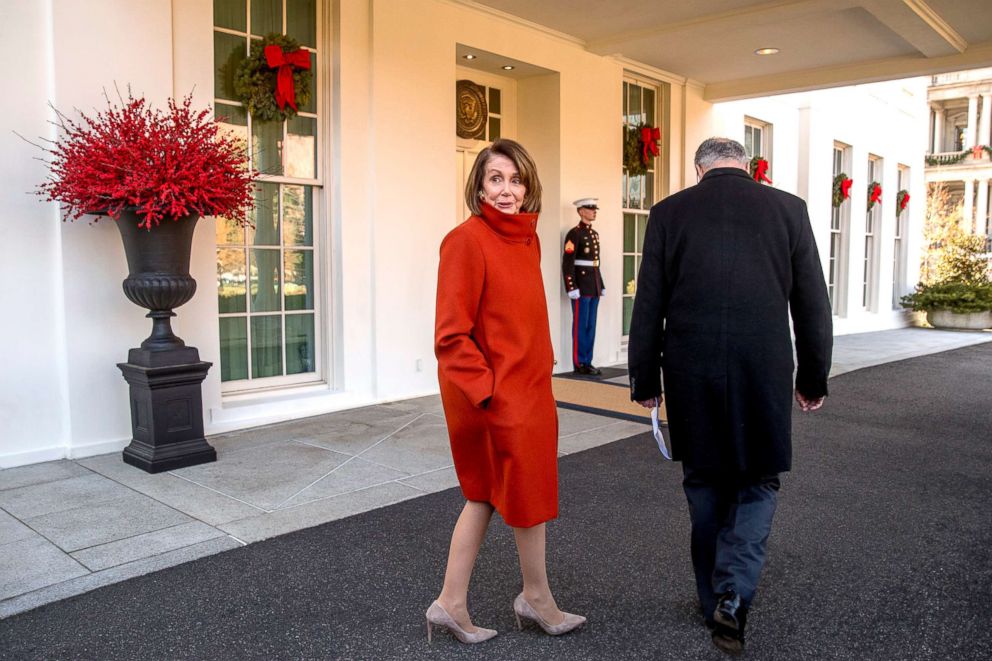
left=640, top=126, right=660, bottom=165
left=264, top=44, right=312, bottom=111
left=899, top=192, right=910, bottom=210
left=753, top=158, right=772, bottom=184
left=870, top=183, right=882, bottom=205
left=972, top=145, right=985, bottom=159
left=841, top=178, right=853, bottom=200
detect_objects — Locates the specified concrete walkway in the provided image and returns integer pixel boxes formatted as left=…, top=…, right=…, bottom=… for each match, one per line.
left=1, top=327, right=989, bottom=619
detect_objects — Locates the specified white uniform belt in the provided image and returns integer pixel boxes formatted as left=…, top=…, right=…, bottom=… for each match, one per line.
left=574, top=259, right=599, bottom=266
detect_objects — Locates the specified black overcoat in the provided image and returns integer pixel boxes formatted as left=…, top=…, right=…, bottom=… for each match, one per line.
left=628, top=168, right=832, bottom=475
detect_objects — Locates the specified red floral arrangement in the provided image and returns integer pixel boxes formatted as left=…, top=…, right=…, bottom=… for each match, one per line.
left=36, top=91, right=256, bottom=230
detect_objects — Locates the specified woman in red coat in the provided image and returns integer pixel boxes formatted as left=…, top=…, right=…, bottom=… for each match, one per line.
left=425, top=140, right=585, bottom=644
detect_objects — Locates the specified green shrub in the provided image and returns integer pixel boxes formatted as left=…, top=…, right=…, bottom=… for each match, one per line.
left=900, top=281, right=992, bottom=313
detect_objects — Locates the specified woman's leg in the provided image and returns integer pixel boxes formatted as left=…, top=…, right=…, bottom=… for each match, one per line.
left=513, top=523, right=565, bottom=625
left=437, top=500, right=494, bottom=630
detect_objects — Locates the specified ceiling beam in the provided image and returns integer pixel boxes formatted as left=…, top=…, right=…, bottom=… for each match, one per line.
left=902, top=0, right=967, bottom=53
left=860, top=0, right=966, bottom=57
left=703, top=41, right=992, bottom=101
left=585, top=0, right=841, bottom=55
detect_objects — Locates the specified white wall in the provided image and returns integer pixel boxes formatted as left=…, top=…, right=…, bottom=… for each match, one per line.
left=0, top=0, right=71, bottom=466
left=713, top=78, right=929, bottom=335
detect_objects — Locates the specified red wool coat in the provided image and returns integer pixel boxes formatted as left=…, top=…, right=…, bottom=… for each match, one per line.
left=434, top=203, right=558, bottom=528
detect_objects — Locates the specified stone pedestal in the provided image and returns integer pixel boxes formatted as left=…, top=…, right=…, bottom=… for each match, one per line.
left=118, top=346, right=215, bottom=473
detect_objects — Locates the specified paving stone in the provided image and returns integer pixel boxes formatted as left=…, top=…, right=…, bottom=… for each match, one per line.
left=24, top=494, right=192, bottom=553
left=77, top=454, right=263, bottom=526
left=0, top=460, right=92, bottom=492
left=0, top=509, right=35, bottom=546
left=0, top=473, right=130, bottom=520
left=171, top=441, right=350, bottom=511
left=398, top=467, right=461, bottom=493
left=218, top=482, right=420, bottom=544
left=357, top=415, right=453, bottom=475
left=288, top=413, right=421, bottom=456
left=0, top=536, right=241, bottom=619
left=277, top=457, right=409, bottom=509
left=558, top=420, right=650, bottom=455
left=0, top=535, right=89, bottom=601
left=70, top=521, right=226, bottom=572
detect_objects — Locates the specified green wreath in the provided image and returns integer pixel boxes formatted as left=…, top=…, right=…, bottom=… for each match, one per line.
left=832, top=173, right=851, bottom=208
left=234, top=33, right=313, bottom=123
left=623, top=125, right=648, bottom=177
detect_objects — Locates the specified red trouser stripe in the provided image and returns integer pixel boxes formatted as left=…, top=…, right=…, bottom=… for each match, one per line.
left=572, top=298, right=580, bottom=367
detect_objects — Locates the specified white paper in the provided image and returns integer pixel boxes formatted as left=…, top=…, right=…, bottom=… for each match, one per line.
left=651, top=406, right=672, bottom=461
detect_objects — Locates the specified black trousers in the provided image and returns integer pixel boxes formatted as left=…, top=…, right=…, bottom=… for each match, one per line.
left=681, top=465, right=781, bottom=622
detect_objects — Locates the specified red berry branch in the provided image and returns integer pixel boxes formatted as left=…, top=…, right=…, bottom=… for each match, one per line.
left=35, top=90, right=256, bottom=230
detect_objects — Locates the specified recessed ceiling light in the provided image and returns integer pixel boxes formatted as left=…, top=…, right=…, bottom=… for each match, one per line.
left=502, top=65, right=515, bottom=71
left=754, top=47, right=779, bottom=56
left=463, top=54, right=477, bottom=60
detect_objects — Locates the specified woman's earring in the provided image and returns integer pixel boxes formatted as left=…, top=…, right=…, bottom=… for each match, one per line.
left=478, top=191, right=485, bottom=199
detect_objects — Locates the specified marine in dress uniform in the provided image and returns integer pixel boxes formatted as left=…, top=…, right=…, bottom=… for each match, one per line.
left=562, top=197, right=605, bottom=375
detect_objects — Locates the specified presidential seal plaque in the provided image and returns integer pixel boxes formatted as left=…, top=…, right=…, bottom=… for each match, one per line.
left=456, top=79, right=488, bottom=140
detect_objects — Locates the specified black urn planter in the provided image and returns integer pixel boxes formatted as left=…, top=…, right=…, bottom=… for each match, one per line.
left=114, top=209, right=216, bottom=473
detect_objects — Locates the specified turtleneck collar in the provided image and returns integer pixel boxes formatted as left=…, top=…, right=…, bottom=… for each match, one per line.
left=478, top=202, right=539, bottom=243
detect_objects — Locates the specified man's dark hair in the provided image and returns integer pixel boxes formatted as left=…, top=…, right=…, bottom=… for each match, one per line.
left=694, top=137, right=748, bottom=169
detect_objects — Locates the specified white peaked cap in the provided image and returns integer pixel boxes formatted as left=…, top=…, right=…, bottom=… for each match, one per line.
left=572, top=197, right=599, bottom=208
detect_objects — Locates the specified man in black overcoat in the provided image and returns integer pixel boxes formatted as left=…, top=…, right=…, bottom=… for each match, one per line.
left=628, top=138, right=832, bottom=654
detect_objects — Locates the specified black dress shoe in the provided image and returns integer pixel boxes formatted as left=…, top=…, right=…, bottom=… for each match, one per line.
left=714, top=591, right=742, bottom=631
left=711, top=626, right=744, bottom=655
left=584, top=364, right=602, bottom=376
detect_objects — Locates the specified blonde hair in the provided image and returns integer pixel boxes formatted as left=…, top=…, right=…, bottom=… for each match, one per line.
left=464, top=138, right=542, bottom=215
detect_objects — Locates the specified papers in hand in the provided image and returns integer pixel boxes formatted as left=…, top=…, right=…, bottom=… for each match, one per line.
left=651, top=406, right=672, bottom=461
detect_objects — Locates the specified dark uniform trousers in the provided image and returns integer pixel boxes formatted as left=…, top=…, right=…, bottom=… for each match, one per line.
left=561, top=222, right=604, bottom=369
left=682, top=466, right=781, bottom=620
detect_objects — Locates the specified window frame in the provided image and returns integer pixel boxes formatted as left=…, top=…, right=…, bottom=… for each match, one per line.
left=213, top=0, right=327, bottom=394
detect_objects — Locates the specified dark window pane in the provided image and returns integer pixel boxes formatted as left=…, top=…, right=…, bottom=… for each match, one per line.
left=251, top=0, right=281, bottom=35
left=297, top=51, right=317, bottom=114
left=623, top=213, right=636, bottom=252
left=252, top=119, right=284, bottom=176
left=219, top=317, right=248, bottom=381
left=286, top=314, right=315, bottom=374
left=249, top=182, right=280, bottom=246
left=251, top=316, right=283, bottom=378
left=218, top=248, right=247, bottom=313
left=282, top=185, right=313, bottom=246
left=489, top=117, right=501, bottom=141
left=214, top=0, right=246, bottom=31
left=287, top=0, right=317, bottom=47
left=284, top=250, right=314, bottom=311
left=214, top=32, right=246, bottom=101
left=250, top=248, right=282, bottom=313
left=623, top=255, right=635, bottom=296
left=488, top=87, right=501, bottom=115
left=623, top=297, right=634, bottom=336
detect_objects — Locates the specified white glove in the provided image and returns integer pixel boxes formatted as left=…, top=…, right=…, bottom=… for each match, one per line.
left=567, top=289, right=580, bottom=300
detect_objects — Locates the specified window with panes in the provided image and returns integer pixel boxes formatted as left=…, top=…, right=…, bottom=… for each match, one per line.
left=892, top=166, right=909, bottom=308
left=213, top=0, right=323, bottom=389
left=744, top=119, right=770, bottom=162
left=829, top=144, right=849, bottom=315
left=622, top=77, right=659, bottom=337
left=863, top=156, right=881, bottom=311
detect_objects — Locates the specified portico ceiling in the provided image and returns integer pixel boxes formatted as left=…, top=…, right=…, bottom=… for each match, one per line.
left=460, top=0, right=992, bottom=100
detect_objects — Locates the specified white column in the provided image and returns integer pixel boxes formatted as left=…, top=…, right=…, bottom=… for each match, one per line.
left=978, top=179, right=991, bottom=236
left=963, top=179, right=975, bottom=231
left=967, top=95, right=979, bottom=146
left=980, top=94, right=992, bottom=148
left=933, top=106, right=945, bottom=152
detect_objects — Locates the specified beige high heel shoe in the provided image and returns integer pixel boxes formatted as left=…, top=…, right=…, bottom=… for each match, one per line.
left=425, top=601, right=497, bottom=644
left=513, top=593, right=586, bottom=635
